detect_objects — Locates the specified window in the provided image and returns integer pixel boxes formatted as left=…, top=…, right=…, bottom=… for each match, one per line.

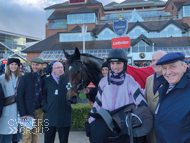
left=134, top=29, right=142, bottom=38
left=48, top=19, right=67, bottom=29
left=67, top=13, right=95, bottom=24
left=154, top=32, right=160, bottom=38
left=139, top=40, right=145, bottom=52
left=60, top=33, right=92, bottom=42
left=167, top=27, right=175, bottom=37
left=132, top=40, right=153, bottom=53
left=132, top=45, right=138, bottom=52
left=104, top=31, right=111, bottom=40
left=184, top=6, right=190, bottom=17
left=148, top=32, right=153, bottom=38
left=161, top=31, right=167, bottom=37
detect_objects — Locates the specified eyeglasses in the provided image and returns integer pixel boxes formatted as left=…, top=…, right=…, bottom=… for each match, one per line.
left=54, top=67, right=63, bottom=69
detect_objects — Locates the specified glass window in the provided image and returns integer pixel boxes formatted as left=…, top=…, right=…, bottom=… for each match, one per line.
left=132, top=45, right=138, bottom=52
left=184, top=6, right=190, bottom=17
left=104, top=31, right=111, bottom=40
left=161, top=31, right=167, bottom=37
left=98, top=34, right=103, bottom=40
left=129, top=33, right=134, bottom=39
left=148, top=32, right=153, bottom=38
left=48, top=19, right=67, bottom=29
left=134, top=29, right=142, bottom=38
left=175, top=30, right=181, bottom=37
left=67, top=13, right=95, bottom=24
left=146, top=45, right=152, bottom=52
left=111, top=33, right=116, bottom=39
left=154, top=32, right=160, bottom=38
left=142, top=32, right=148, bottom=37
left=139, top=40, right=145, bottom=52
left=167, top=27, right=175, bottom=37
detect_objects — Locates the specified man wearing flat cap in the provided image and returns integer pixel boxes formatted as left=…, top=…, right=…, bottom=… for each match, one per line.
left=17, top=58, right=46, bottom=143
left=154, top=52, right=190, bottom=143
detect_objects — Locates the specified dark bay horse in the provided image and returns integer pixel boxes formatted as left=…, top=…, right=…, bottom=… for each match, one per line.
left=64, top=48, right=154, bottom=104
left=63, top=48, right=104, bottom=103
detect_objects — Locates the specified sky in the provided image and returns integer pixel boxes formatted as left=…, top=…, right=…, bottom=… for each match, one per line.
left=0, top=0, right=167, bottom=41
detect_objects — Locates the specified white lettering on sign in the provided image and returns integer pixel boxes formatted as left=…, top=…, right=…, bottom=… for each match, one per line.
left=115, top=26, right=125, bottom=29
left=113, top=41, right=129, bottom=45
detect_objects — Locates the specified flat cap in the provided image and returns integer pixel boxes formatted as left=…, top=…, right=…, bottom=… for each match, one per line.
left=31, top=58, right=44, bottom=64
left=156, top=52, right=185, bottom=65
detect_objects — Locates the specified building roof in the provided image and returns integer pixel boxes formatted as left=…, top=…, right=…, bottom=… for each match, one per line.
left=173, top=2, right=186, bottom=10
left=69, top=25, right=82, bottom=32
left=104, top=1, right=118, bottom=7
left=120, top=0, right=163, bottom=4
left=0, top=30, right=41, bottom=42
left=48, top=7, right=99, bottom=20
left=95, top=23, right=114, bottom=35
left=45, top=0, right=102, bottom=10
left=131, top=34, right=154, bottom=46
left=48, top=10, right=69, bottom=20
left=68, top=7, right=95, bottom=15
left=184, top=0, right=190, bottom=6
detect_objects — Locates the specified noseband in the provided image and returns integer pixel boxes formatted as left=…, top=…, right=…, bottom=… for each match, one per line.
left=66, top=59, right=87, bottom=95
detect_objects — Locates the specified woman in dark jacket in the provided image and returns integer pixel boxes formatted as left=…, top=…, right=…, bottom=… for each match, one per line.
left=0, top=84, right=4, bottom=118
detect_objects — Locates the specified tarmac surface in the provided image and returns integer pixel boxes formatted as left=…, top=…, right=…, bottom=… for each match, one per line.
left=21, top=131, right=90, bottom=143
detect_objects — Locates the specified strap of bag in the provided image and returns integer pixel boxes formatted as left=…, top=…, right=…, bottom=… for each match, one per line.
left=97, top=108, right=115, bottom=132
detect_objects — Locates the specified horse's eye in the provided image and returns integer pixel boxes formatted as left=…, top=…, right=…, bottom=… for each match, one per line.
left=77, top=70, right=80, bottom=74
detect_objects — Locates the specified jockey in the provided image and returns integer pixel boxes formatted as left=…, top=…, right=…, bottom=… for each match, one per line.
left=86, top=48, right=148, bottom=143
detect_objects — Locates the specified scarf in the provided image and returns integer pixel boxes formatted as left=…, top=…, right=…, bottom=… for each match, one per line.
left=51, top=71, right=60, bottom=84
left=110, top=70, right=125, bottom=85
left=33, top=70, right=43, bottom=109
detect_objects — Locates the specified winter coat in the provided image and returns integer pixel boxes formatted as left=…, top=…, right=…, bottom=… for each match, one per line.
left=0, top=84, right=4, bottom=118
left=0, top=74, right=18, bottom=134
left=155, top=69, right=190, bottom=143
left=17, top=72, right=46, bottom=117
left=41, top=73, right=71, bottom=128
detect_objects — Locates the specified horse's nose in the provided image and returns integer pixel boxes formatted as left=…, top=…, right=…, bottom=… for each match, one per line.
left=68, top=96, right=78, bottom=104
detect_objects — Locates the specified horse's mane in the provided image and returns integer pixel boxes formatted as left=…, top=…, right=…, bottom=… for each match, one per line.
left=81, top=53, right=103, bottom=61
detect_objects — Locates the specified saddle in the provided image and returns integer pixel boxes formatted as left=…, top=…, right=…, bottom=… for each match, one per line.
left=89, top=104, right=154, bottom=143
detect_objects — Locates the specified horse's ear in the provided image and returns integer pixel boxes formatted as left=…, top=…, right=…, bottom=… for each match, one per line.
left=63, top=49, right=70, bottom=59
left=74, top=47, right=80, bottom=59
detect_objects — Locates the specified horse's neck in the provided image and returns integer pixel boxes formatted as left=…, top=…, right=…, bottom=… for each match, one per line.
left=82, top=56, right=103, bottom=87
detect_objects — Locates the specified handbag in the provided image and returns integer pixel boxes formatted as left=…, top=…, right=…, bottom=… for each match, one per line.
left=4, top=80, right=19, bottom=106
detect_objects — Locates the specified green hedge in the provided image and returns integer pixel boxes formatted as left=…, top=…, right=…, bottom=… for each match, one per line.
left=71, top=103, right=91, bottom=130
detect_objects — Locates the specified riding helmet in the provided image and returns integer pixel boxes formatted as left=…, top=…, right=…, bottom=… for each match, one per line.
left=107, top=48, right=128, bottom=63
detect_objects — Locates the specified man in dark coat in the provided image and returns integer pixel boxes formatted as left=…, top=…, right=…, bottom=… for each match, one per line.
left=0, top=84, right=4, bottom=118
left=42, top=62, right=71, bottom=143
left=17, top=58, right=46, bottom=143
left=154, top=52, right=190, bottom=143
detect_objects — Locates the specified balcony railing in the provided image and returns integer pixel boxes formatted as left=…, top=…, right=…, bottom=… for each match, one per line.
left=97, top=16, right=179, bottom=25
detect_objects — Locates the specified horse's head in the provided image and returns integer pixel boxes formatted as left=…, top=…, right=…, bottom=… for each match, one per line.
left=63, top=48, right=89, bottom=104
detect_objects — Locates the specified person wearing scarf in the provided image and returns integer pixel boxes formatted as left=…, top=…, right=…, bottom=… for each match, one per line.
left=41, top=62, right=71, bottom=143
left=17, top=58, right=46, bottom=143
left=144, top=50, right=167, bottom=143
left=87, top=48, right=147, bottom=143
left=0, top=58, right=22, bottom=143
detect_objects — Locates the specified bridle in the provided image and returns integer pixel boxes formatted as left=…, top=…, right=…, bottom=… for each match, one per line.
left=66, top=59, right=87, bottom=96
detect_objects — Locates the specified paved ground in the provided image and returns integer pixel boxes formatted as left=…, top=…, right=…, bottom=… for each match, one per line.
left=21, top=131, right=90, bottom=143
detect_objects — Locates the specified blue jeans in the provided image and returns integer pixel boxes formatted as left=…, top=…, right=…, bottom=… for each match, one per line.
left=0, top=134, right=13, bottom=143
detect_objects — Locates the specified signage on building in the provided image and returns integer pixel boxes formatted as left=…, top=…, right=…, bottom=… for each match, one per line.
left=139, top=53, right=145, bottom=59
left=113, top=19, right=128, bottom=37
left=3, top=59, right=8, bottom=64
left=112, top=37, right=130, bottom=49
